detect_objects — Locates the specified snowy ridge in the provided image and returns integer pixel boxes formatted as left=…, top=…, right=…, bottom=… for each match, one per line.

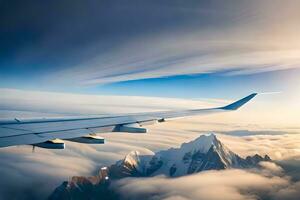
left=50, top=133, right=272, bottom=199
left=110, top=133, right=271, bottom=177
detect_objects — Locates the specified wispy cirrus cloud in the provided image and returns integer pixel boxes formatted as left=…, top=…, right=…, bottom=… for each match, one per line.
left=1, top=0, right=300, bottom=88
left=45, top=0, right=300, bottom=86
left=51, top=31, right=300, bottom=86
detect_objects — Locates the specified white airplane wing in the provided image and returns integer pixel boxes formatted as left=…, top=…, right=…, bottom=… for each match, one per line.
left=0, top=93, right=257, bottom=149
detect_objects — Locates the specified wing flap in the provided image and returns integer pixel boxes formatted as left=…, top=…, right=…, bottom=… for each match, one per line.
left=0, top=133, right=44, bottom=147
left=39, top=128, right=92, bottom=140
left=0, top=129, right=93, bottom=147
left=0, top=126, right=33, bottom=137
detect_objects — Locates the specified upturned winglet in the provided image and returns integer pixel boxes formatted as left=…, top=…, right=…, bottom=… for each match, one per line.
left=221, top=93, right=257, bottom=110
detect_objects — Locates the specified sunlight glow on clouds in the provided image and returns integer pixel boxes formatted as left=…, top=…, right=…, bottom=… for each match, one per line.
left=0, top=88, right=217, bottom=116
left=1, top=89, right=300, bottom=199
left=2, top=88, right=299, bottom=129
left=1, top=123, right=300, bottom=199
left=113, top=169, right=297, bottom=200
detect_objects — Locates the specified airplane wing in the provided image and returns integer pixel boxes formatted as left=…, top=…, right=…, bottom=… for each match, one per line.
left=0, top=93, right=257, bottom=149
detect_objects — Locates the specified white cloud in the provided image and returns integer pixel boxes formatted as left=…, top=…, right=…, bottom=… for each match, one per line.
left=259, top=161, right=284, bottom=176
left=113, top=169, right=300, bottom=200
left=1, top=122, right=300, bottom=199
left=1, top=89, right=300, bottom=199
left=0, top=88, right=217, bottom=117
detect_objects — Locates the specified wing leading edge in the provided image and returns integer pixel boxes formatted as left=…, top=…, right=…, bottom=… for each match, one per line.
left=0, top=93, right=257, bottom=148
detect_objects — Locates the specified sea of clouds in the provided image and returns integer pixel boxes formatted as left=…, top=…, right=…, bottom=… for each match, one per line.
left=0, top=90, right=300, bottom=200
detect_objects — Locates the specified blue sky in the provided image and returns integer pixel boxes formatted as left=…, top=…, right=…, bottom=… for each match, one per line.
left=1, top=67, right=298, bottom=100
left=92, top=69, right=297, bottom=99
left=1, top=0, right=300, bottom=100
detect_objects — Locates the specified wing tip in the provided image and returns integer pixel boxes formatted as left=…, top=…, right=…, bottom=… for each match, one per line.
left=221, top=93, right=257, bottom=110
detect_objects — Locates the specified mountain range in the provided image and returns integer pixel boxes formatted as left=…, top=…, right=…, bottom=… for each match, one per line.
left=49, top=134, right=271, bottom=200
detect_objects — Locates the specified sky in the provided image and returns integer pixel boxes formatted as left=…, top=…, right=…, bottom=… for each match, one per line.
left=1, top=0, right=300, bottom=127
left=1, top=0, right=300, bottom=94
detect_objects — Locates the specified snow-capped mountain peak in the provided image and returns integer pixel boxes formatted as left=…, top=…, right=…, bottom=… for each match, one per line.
left=180, top=133, right=219, bottom=153
left=109, top=133, right=271, bottom=178
left=180, top=133, right=224, bottom=153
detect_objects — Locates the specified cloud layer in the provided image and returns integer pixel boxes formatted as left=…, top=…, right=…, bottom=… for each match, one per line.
left=113, top=168, right=300, bottom=200
left=1, top=120, right=300, bottom=199
left=1, top=89, right=300, bottom=199
left=0, top=88, right=217, bottom=116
